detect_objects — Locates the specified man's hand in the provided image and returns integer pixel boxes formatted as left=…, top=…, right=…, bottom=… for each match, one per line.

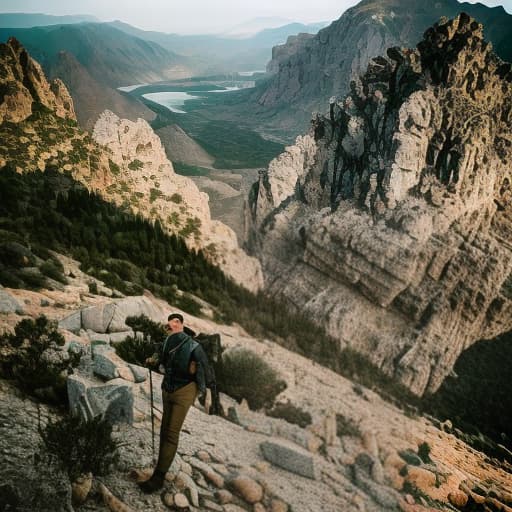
left=145, top=355, right=158, bottom=368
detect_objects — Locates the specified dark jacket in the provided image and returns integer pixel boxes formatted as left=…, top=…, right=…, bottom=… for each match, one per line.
left=158, top=331, right=215, bottom=396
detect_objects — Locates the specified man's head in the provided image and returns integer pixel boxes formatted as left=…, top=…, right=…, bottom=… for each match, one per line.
left=167, top=313, right=184, bottom=334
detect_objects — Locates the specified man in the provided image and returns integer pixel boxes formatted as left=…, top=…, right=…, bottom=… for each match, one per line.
left=138, top=313, right=216, bottom=493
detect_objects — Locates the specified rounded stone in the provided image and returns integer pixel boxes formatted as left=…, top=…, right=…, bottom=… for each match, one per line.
left=174, top=492, right=189, bottom=508
left=216, top=489, right=233, bottom=504
left=448, top=491, right=469, bottom=508
left=230, top=475, right=264, bottom=504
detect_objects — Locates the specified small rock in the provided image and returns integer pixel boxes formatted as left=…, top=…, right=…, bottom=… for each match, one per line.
left=448, top=491, right=468, bottom=508
left=405, top=466, right=437, bottom=491
left=40, top=299, right=50, bottom=307
left=229, top=475, right=263, bottom=504
left=216, top=489, right=233, bottom=504
left=163, top=492, right=174, bottom=507
left=271, top=499, right=288, bottom=512
left=202, top=499, right=223, bottom=511
left=71, top=473, right=92, bottom=506
left=405, top=494, right=415, bottom=505
left=197, top=450, right=211, bottom=462
left=174, top=492, right=189, bottom=508
left=254, top=503, right=266, bottom=512
left=253, top=462, right=270, bottom=473
left=223, top=505, right=247, bottom=512
left=180, top=461, right=193, bottom=476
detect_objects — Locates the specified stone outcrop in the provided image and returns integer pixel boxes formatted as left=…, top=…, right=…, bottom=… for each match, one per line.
left=0, top=37, right=75, bottom=124
left=92, top=110, right=263, bottom=291
left=247, top=14, right=512, bottom=395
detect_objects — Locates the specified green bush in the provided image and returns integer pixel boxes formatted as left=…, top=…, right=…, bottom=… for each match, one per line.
left=267, top=401, right=312, bottom=428
left=176, top=293, right=202, bottom=316
left=0, top=316, right=80, bottom=403
left=38, top=414, right=121, bottom=481
left=336, top=413, right=361, bottom=438
left=115, top=314, right=166, bottom=366
left=128, top=159, right=144, bottom=171
left=40, top=259, right=68, bottom=284
left=216, top=348, right=286, bottom=410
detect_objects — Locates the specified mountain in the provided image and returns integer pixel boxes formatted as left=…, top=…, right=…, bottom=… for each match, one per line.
left=248, top=0, right=512, bottom=138
left=221, top=16, right=293, bottom=37
left=0, top=22, right=194, bottom=127
left=0, top=37, right=262, bottom=290
left=246, top=14, right=512, bottom=397
left=108, top=20, right=328, bottom=73
left=0, top=12, right=98, bottom=27
left=48, top=50, right=156, bottom=130
left=0, top=23, right=191, bottom=87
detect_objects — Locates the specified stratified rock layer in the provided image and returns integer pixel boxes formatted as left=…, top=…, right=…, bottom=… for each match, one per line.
left=247, top=14, right=512, bottom=395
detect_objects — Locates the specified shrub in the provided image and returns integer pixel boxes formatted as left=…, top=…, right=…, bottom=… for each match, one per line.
left=38, top=414, right=121, bottom=481
left=115, top=314, right=166, bottom=366
left=418, top=442, right=432, bottom=464
left=170, top=193, right=183, bottom=204
left=88, top=281, right=98, bottom=294
left=176, top=293, right=202, bottom=316
left=127, top=159, right=144, bottom=171
left=108, top=159, right=120, bottom=175
left=267, top=401, right=312, bottom=428
left=40, top=259, right=68, bottom=284
left=0, top=316, right=80, bottom=403
left=336, top=413, right=361, bottom=438
left=216, top=348, right=286, bottom=410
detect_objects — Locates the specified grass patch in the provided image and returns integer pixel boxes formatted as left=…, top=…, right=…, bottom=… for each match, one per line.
left=173, top=161, right=210, bottom=176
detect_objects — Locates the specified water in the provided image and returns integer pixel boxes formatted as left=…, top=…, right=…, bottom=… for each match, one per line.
left=142, top=87, right=241, bottom=114
left=117, top=83, right=149, bottom=92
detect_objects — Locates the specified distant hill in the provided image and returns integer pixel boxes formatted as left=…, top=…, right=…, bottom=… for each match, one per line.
left=0, top=12, right=98, bottom=28
left=108, top=20, right=329, bottom=73
left=0, top=23, right=192, bottom=87
left=0, top=23, right=194, bottom=126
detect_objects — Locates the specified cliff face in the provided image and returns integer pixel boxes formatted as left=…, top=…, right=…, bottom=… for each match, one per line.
left=251, top=0, right=512, bottom=139
left=93, top=111, right=263, bottom=291
left=247, top=14, right=512, bottom=396
left=0, top=38, right=262, bottom=292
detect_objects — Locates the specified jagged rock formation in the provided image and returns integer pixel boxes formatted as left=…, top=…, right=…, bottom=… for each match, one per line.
left=0, top=38, right=262, bottom=291
left=266, top=33, right=314, bottom=74
left=250, top=0, right=512, bottom=139
left=247, top=14, right=512, bottom=395
left=93, top=111, right=263, bottom=291
left=0, top=37, right=75, bottom=124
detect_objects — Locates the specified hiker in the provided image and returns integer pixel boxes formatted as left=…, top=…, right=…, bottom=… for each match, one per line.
left=138, top=313, right=216, bottom=493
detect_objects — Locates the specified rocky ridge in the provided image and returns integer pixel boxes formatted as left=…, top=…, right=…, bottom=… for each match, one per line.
left=250, top=0, right=512, bottom=138
left=0, top=38, right=262, bottom=291
left=246, top=14, right=512, bottom=395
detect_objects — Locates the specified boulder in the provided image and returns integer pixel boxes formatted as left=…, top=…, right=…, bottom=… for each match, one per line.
left=108, top=296, right=163, bottom=332
left=260, top=438, right=317, bottom=479
left=128, top=364, right=148, bottom=383
left=228, top=475, right=263, bottom=504
left=0, top=286, right=24, bottom=314
left=67, top=373, right=134, bottom=424
left=58, top=311, right=81, bottom=333
left=82, top=303, right=116, bottom=333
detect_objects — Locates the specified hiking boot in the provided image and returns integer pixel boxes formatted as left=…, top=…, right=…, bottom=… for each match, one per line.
left=138, top=469, right=165, bottom=493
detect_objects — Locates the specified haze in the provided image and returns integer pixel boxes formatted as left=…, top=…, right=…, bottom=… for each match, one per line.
left=0, top=0, right=511, bottom=34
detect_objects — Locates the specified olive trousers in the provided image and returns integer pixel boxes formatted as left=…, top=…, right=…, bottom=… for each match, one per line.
left=156, top=381, right=197, bottom=473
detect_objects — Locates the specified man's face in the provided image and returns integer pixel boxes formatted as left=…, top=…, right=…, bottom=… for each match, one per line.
left=167, top=318, right=183, bottom=333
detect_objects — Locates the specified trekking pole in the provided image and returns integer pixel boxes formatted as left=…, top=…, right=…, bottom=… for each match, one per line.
left=149, top=368, right=156, bottom=464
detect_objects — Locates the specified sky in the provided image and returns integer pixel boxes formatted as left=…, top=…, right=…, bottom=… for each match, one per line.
left=0, top=0, right=511, bottom=34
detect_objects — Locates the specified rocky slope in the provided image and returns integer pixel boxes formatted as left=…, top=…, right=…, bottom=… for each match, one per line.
left=246, top=14, right=512, bottom=396
left=0, top=38, right=262, bottom=291
left=1, top=254, right=511, bottom=512
left=249, top=0, right=512, bottom=138
left=48, top=50, right=156, bottom=130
